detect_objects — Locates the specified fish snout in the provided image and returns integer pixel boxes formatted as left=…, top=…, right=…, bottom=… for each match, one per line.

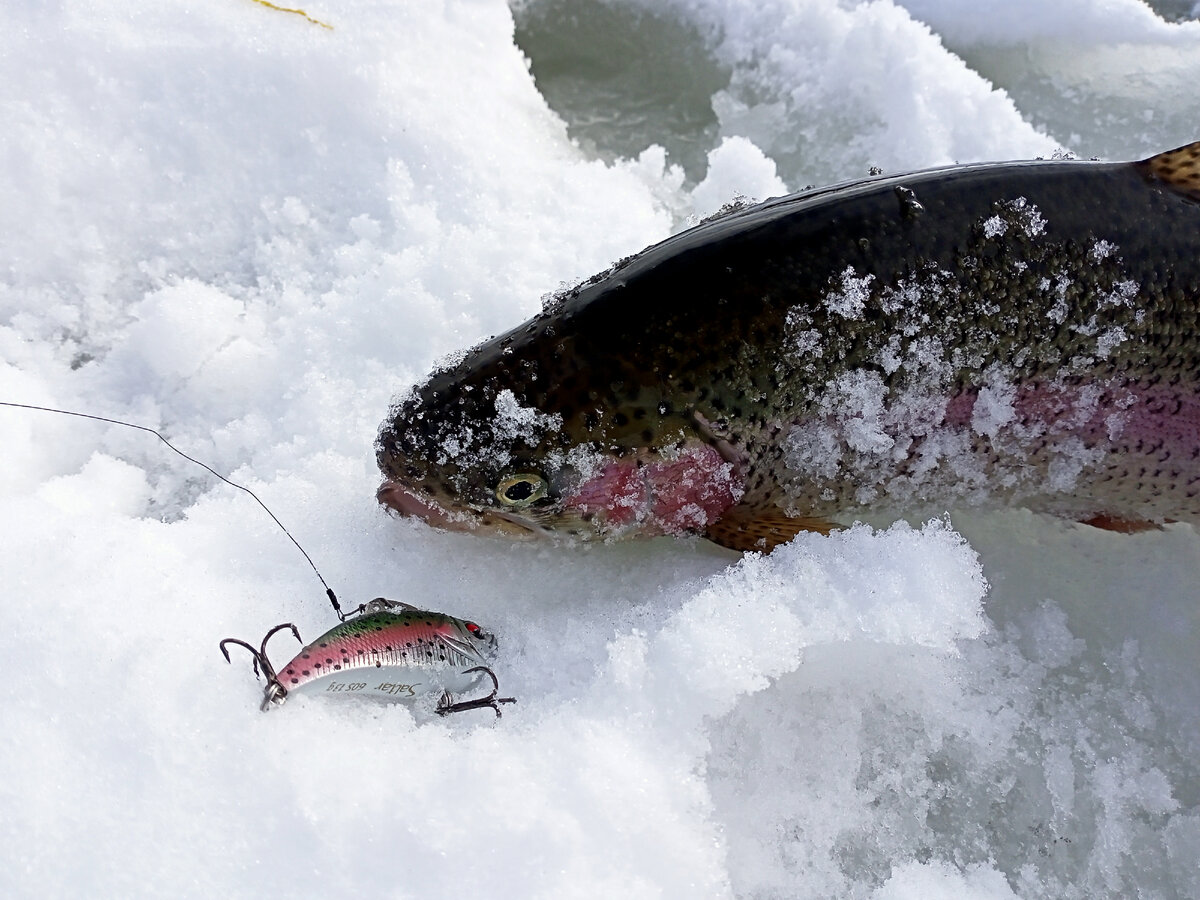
left=377, top=481, right=473, bottom=531
left=376, top=479, right=546, bottom=539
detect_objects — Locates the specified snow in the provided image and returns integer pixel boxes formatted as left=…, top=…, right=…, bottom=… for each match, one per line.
left=2, top=0, right=1198, bottom=897
left=690, top=136, right=788, bottom=219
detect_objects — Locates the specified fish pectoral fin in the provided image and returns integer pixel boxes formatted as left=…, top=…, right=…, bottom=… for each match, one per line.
left=1078, top=513, right=1164, bottom=534
left=1138, top=141, right=1200, bottom=201
left=704, top=503, right=837, bottom=552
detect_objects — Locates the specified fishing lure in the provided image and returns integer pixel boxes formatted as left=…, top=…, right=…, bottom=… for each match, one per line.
left=220, top=598, right=516, bottom=716
left=1, top=401, right=517, bottom=717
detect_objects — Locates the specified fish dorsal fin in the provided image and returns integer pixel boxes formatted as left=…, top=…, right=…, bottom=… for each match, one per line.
left=1138, top=141, right=1200, bottom=201
left=705, top=502, right=836, bottom=552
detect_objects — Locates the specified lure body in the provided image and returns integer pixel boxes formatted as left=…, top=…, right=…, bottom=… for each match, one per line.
left=221, top=599, right=514, bottom=715
left=276, top=604, right=497, bottom=704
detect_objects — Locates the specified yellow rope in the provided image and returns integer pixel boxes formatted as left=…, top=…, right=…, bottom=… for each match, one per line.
left=248, top=0, right=333, bottom=30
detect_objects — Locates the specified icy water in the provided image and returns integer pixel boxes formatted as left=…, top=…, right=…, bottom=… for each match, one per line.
left=1, top=1, right=1199, bottom=897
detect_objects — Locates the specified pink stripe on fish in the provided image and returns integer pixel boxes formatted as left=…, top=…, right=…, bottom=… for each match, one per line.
left=946, top=380, right=1200, bottom=453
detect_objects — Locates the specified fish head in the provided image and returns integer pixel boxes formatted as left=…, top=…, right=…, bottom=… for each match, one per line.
left=375, top=326, right=746, bottom=542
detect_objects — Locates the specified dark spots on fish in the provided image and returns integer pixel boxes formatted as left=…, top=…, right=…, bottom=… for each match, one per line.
left=302, top=669, right=311, bottom=676
left=613, top=412, right=629, bottom=427
left=376, top=661, right=382, bottom=668
left=633, top=407, right=647, bottom=420
left=301, top=653, right=311, bottom=659
left=584, top=411, right=599, bottom=429
left=642, top=429, right=655, bottom=442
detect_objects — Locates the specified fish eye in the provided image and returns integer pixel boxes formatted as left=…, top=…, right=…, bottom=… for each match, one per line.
left=496, top=472, right=548, bottom=507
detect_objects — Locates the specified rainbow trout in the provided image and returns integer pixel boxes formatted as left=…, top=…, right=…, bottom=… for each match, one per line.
left=376, top=142, right=1200, bottom=551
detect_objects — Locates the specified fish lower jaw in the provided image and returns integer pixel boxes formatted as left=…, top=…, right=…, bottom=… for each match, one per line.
left=377, top=480, right=470, bottom=529
left=376, top=480, right=544, bottom=539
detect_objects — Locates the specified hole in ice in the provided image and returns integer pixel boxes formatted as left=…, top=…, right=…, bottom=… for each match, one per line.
left=512, top=0, right=730, bottom=182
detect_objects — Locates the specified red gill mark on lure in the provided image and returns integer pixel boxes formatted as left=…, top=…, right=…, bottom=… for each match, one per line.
left=565, top=443, right=742, bottom=535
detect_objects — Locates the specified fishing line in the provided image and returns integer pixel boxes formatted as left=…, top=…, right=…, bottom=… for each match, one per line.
left=1, top=401, right=344, bottom=618
left=5, top=400, right=515, bottom=714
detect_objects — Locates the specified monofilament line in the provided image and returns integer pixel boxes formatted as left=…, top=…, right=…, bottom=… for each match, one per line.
left=1, top=401, right=343, bottom=615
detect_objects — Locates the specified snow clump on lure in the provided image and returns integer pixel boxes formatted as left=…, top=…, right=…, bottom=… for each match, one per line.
left=220, top=598, right=515, bottom=716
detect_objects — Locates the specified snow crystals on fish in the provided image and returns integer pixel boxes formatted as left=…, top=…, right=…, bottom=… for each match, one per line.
left=491, top=389, right=563, bottom=452
left=970, top=377, right=1018, bottom=440
left=823, top=266, right=876, bottom=319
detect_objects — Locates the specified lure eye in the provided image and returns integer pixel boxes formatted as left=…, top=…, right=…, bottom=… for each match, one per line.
left=464, top=621, right=494, bottom=644
left=496, top=472, right=548, bottom=508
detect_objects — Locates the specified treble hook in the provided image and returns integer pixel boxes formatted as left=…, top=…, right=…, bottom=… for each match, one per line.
left=436, top=666, right=517, bottom=718
left=219, top=623, right=302, bottom=711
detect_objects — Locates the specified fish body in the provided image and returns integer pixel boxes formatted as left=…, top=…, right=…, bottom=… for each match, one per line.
left=377, top=143, right=1200, bottom=550
left=273, top=602, right=497, bottom=706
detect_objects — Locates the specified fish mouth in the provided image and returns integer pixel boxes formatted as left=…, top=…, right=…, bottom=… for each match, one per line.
left=376, top=480, right=546, bottom=539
